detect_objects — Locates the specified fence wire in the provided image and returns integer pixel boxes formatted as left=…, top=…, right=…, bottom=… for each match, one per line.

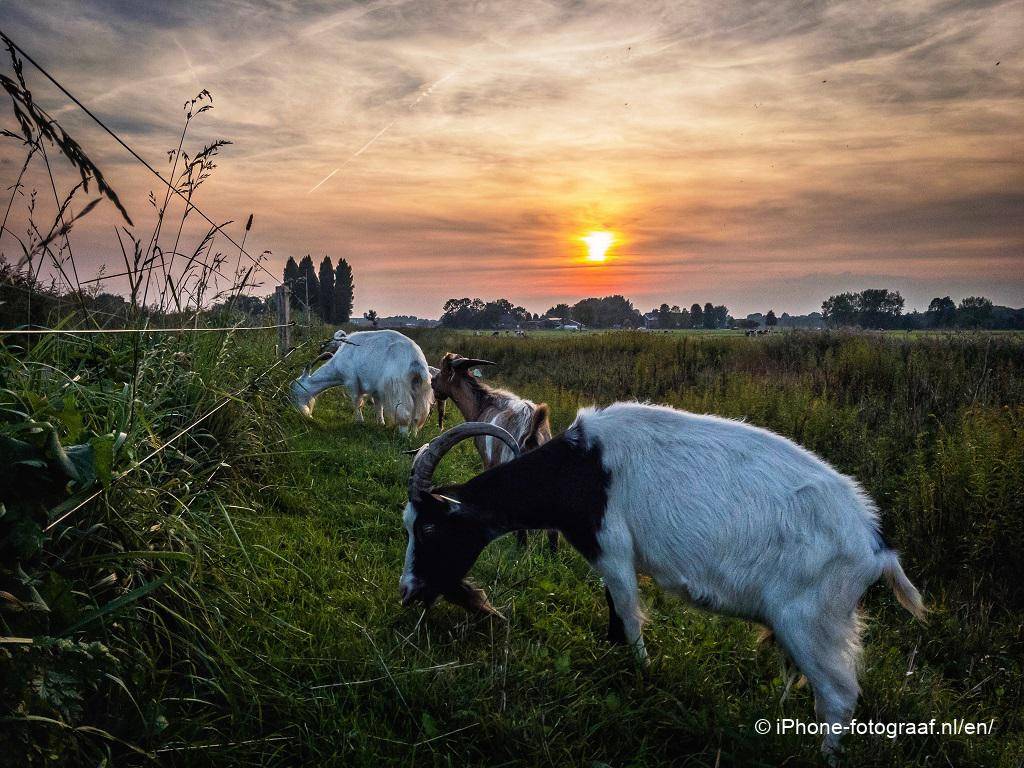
left=0, top=29, right=279, bottom=286
left=1, top=322, right=296, bottom=336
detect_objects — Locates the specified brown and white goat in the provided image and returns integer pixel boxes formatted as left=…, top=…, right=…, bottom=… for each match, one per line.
left=431, top=352, right=557, bottom=550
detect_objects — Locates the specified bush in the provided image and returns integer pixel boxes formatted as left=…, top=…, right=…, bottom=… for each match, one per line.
left=0, top=329, right=290, bottom=765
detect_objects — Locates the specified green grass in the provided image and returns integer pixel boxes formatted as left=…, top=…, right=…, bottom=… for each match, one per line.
left=5, top=329, right=1023, bottom=766
left=189, top=330, right=1023, bottom=766
left=220, top=404, right=1018, bottom=767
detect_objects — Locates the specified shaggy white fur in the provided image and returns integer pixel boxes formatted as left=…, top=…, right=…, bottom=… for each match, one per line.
left=291, top=330, right=432, bottom=434
left=575, top=402, right=925, bottom=755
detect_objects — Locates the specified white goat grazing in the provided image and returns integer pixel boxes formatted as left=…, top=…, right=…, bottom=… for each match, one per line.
left=290, top=329, right=433, bottom=434
left=399, top=403, right=926, bottom=758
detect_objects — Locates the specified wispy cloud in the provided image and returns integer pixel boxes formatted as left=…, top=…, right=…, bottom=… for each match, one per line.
left=1, top=0, right=1021, bottom=315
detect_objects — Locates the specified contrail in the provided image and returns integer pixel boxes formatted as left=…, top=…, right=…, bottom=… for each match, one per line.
left=352, top=119, right=396, bottom=158
left=409, top=70, right=458, bottom=108
left=308, top=167, right=340, bottom=194
left=307, top=119, right=396, bottom=194
left=307, top=67, right=459, bottom=195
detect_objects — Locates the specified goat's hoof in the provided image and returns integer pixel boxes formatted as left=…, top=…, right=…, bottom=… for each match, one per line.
left=821, top=742, right=843, bottom=767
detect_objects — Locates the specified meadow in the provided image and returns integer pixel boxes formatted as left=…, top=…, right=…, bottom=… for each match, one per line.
left=3, top=326, right=1023, bottom=767
left=3, top=24, right=1023, bottom=767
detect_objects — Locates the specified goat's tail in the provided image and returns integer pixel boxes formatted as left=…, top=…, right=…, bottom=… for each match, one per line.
left=408, top=365, right=433, bottom=428
left=878, top=549, right=927, bottom=622
left=382, top=364, right=432, bottom=429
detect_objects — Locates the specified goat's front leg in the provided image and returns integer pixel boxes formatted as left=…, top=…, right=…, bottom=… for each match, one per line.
left=595, top=559, right=647, bottom=662
left=604, top=587, right=626, bottom=644
left=351, top=392, right=365, bottom=423
left=373, top=398, right=385, bottom=425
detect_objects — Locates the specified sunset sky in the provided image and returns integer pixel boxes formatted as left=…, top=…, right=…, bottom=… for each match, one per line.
left=1, top=0, right=1021, bottom=317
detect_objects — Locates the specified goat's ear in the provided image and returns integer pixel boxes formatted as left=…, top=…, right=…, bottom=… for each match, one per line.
left=429, top=484, right=462, bottom=502
left=527, top=403, right=550, bottom=438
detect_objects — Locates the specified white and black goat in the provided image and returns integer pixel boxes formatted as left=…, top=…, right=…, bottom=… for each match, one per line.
left=291, top=329, right=433, bottom=434
left=399, top=403, right=926, bottom=757
left=431, top=353, right=556, bottom=550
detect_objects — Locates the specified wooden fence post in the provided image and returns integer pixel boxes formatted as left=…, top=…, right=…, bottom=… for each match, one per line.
left=275, top=285, right=291, bottom=358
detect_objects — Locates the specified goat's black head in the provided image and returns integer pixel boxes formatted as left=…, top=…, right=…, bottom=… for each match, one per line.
left=400, top=421, right=518, bottom=616
left=399, top=492, right=495, bottom=612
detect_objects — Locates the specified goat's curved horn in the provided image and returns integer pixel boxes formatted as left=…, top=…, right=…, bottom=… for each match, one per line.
left=322, top=338, right=358, bottom=351
left=408, top=422, right=520, bottom=502
left=451, top=357, right=497, bottom=370
left=305, top=351, right=333, bottom=374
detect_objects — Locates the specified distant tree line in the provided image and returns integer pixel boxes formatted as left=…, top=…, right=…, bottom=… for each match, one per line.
left=439, top=295, right=740, bottom=329
left=922, top=296, right=1007, bottom=329
left=282, top=255, right=354, bottom=323
left=557, top=295, right=641, bottom=327
left=736, top=310, right=779, bottom=330
left=821, top=289, right=1022, bottom=330
left=645, top=302, right=732, bottom=329
left=545, top=296, right=736, bottom=329
left=440, top=298, right=532, bottom=328
left=439, top=289, right=1023, bottom=332
left=821, top=289, right=906, bottom=329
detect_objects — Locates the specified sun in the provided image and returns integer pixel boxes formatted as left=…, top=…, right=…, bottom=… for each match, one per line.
left=581, top=231, right=615, bottom=262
